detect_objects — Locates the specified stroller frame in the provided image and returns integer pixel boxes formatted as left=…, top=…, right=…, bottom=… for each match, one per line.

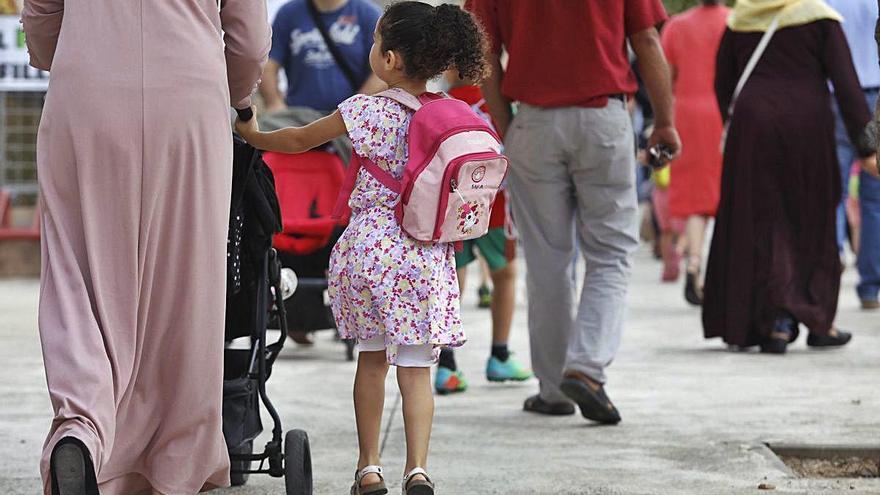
left=225, top=132, right=312, bottom=494
left=229, top=249, right=290, bottom=474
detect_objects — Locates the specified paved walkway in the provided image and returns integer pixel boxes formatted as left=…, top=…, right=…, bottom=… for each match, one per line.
left=1, top=248, right=878, bottom=494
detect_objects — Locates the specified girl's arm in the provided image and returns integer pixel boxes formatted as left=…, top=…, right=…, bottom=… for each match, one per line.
left=235, top=110, right=347, bottom=154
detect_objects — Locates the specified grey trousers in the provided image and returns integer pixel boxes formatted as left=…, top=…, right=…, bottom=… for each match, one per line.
left=505, top=101, right=639, bottom=403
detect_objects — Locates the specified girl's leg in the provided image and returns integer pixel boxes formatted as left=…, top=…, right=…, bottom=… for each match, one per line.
left=684, top=215, right=709, bottom=275
left=397, top=365, right=434, bottom=481
left=354, top=350, right=390, bottom=484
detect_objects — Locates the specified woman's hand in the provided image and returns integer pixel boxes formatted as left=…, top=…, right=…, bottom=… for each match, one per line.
left=234, top=106, right=260, bottom=141
left=861, top=154, right=879, bottom=178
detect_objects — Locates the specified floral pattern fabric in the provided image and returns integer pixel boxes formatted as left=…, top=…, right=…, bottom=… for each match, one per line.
left=328, top=91, right=465, bottom=365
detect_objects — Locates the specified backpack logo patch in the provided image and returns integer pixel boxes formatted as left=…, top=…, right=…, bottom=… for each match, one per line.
left=458, top=201, right=484, bottom=235
left=471, top=166, right=487, bottom=184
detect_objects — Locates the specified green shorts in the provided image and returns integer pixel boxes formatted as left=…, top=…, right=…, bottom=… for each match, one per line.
left=455, top=227, right=514, bottom=271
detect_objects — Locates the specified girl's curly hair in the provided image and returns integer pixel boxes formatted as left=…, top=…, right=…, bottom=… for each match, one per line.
left=378, top=1, right=489, bottom=83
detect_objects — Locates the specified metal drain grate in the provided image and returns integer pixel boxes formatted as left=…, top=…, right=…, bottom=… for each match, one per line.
left=767, top=444, right=880, bottom=479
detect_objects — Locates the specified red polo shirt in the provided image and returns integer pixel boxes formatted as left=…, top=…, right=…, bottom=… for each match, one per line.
left=465, top=0, right=668, bottom=108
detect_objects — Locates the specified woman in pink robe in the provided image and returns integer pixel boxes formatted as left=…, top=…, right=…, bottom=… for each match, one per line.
left=21, top=0, right=270, bottom=493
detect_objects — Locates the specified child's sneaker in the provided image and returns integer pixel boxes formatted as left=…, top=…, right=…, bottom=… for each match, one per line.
left=477, top=284, right=492, bottom=309
left=435, top=366, right=468, bottom=395
left=486, top=354, right=533, bottom=382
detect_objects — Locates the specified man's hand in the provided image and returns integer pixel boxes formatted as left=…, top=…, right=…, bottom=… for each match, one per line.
left=234, top=106, right=260, bottom=141
left=861, top=154, right=879, bottom=178
left=648, top=125, right=682, bottom=161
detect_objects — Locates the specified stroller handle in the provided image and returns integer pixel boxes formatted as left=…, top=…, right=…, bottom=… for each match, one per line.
left=236, top=107, right=254, bottom=122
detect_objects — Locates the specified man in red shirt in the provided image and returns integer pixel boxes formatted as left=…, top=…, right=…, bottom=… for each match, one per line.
left=466, top=0, right=681, bottom=424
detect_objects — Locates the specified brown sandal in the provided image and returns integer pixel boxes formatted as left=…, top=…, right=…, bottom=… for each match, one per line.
left=403, top=467, right=434, bottom=495
left=351, top=465, right=387, bottom=495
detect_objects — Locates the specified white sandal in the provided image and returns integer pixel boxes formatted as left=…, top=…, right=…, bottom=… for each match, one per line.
left=351, top=465, right=388, bottom=495
left=402, top=467, right=434, bottom=495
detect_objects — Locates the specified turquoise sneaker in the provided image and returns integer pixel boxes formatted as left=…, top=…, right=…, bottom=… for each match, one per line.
left=435, top=366, right=468, bottom=395
left=486, top=354, right=533, bottom=382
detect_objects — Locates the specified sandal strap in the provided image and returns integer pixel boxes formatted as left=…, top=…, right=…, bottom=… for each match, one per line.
left=356, top=465, right=384, bottom=482
left=403, top=467, right=431, bottom=483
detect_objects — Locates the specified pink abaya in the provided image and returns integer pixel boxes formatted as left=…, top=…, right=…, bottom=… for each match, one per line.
left=21, top=0, right=270, bottom=492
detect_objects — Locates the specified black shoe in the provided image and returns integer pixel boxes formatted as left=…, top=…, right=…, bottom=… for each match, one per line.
left=760, top=336, right=789, bottom=354
left=523, top=394, right=575, bottom=416
left=760, top=314, right=799, bottom=354
left=50, top=437, right=99, bottom=495
left=807, top=330, right=852, bottom=348
left=559, top=377, right=621, bottom=425
left=684, top=272, right=703, bottom=306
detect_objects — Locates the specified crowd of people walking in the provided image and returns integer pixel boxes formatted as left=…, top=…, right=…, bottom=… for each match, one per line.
left=21, top=0, right=880, bottom=493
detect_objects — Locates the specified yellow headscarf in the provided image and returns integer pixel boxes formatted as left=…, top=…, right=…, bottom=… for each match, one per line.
left=729, top=0, right=842, bottom=32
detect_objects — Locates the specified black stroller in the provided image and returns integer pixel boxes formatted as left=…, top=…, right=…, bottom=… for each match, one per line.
left=223, top=129, right=313, bottom=494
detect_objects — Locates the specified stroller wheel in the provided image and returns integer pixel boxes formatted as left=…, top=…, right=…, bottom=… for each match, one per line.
left=229, top=440, right=253, bottom=487
left=284, top=429, right=313, bottom=495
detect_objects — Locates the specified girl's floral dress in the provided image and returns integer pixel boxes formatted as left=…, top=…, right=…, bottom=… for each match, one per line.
left=328, top=90, right=465, bottom=365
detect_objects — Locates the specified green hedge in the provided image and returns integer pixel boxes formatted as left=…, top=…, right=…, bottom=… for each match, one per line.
left=663, top=0, right=734, bottom=15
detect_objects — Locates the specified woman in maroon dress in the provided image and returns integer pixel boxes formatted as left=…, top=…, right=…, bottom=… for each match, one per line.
left=703, top=0, right=878, bottom=354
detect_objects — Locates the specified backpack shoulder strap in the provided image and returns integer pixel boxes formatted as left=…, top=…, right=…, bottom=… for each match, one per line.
left=331, top=154, right=402, bottom=220
left=375, top=89, right=445, bottom=111
left=332, top=156, right=362, bottom=220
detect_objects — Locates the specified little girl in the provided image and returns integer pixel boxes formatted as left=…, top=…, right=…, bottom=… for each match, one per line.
left=235, top=3, right=489, bottom=494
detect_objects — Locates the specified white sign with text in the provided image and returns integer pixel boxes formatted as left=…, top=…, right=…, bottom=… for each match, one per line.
left=0, top=15, right=49, bottom=91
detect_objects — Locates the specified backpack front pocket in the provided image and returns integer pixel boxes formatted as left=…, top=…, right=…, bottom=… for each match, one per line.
left=434, top=152, right=508, bottom=242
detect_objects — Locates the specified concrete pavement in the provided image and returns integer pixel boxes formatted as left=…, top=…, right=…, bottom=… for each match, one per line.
left=1, top=247, right=878, bottom=494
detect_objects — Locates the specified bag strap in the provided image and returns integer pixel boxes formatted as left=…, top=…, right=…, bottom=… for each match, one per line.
left=306, top=0, right=360, bottom=92
left=331, top=155, right=402, bottom=220
left=726, top=9, right=784, bottom=120
left=332, top=156, right=361, bottom=220
left=375, top=88, right=444, bottom=111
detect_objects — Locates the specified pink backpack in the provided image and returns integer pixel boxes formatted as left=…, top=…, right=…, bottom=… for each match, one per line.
left=333, top=88, right=509, bottom=243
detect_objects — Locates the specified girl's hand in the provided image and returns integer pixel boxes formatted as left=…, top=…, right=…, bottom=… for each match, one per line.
left=234, top=106, right=260, bottom=141
left=861, top=154, right=879, bottom=178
